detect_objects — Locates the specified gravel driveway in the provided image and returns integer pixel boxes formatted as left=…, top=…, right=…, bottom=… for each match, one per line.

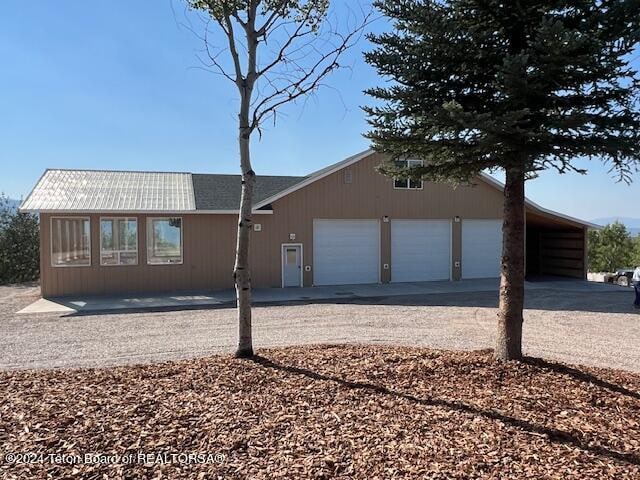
left=1, top=283, right=639, bottom=371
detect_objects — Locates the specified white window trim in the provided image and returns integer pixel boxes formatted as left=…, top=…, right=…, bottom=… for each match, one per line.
left=393, top=159, right=424, bottom=190
left=50, top=216, right=91, bottom=268
left=99, top=217, right=139, bottom=267
left=281, top=243, right=304, bottom=288
left=146, top=217, right=184, bottom=266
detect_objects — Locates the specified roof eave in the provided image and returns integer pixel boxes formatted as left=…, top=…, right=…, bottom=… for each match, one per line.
left=477, top=172, right=601, bottom=230
left=252, top=149, right=376, bottom=209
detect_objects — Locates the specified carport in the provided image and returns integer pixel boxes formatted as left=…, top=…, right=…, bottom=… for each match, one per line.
left=525, top=207, right=594, bottom=279
left=476, top=172, right=599, bottom=281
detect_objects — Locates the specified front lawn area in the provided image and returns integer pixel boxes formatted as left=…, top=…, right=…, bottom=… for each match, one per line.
left=1, top=345, right=639, bottom=479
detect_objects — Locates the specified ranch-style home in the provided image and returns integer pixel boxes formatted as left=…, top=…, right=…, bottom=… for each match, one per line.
left=20, top=149, right=597, bottom=298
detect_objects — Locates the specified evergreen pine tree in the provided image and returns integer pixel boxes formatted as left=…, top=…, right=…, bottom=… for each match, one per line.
left=364, top=0, right=640, bottom=360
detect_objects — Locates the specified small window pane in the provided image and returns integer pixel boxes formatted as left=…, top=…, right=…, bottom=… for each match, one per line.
left=51, top=218, right=91, bottom=266
left=147, top=218, right=182, bottom=265
left=394, top=178, right=408, bottom=189
left=394, top=160, right=409, bottom=189
left=286, top=248, right=297, bottom=264
left=409, top=179, right=423, bottom=189
left=100, top=218, right=138, bottom=265
left=101, top=220, right=114, bottom=251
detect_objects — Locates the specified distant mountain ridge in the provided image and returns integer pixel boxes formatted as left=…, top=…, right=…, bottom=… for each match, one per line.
left=591, top=217, right=640, bottom=237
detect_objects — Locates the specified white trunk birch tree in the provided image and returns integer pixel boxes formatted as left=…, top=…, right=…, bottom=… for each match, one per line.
left=187, top=0, right=368, bottom=357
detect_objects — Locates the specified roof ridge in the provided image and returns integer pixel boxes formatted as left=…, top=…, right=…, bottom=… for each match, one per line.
left=192, top=173, right=307, bottom=179
left=45, top=168, right=309, bottom=178
left=46, top=168, right=192, bottom=175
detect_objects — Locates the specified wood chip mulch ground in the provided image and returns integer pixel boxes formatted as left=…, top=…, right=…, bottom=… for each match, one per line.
left=1, top=344, right=639, bottom=479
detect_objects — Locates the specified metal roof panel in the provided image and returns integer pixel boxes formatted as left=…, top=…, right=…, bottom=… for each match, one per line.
left=20, top=169, right=196, bottom=212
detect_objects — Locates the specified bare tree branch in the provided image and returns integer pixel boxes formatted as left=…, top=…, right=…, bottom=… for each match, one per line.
left=256, top=14, right=313, bottom=77
left=220, top=7, right=244, bottom=85
left=201, top=22, right=237, bottom=83
left=249, top=11, right=371, bottom=130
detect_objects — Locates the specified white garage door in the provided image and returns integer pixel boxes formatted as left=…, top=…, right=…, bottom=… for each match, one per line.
left=462, top=219, right=503, bottom=279
left=313, top=219, right=380, bottom=286
left=391, top=220, right=451, bottom=282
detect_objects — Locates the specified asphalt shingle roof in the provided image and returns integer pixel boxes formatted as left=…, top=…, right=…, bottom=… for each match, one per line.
left=191, top=174, right=306, bottom=210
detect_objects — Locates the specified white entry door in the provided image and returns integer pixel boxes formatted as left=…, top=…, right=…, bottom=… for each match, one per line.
left=462, top=219, right=503, bottom=279
left=313, top=219, right=380, bottom=286
left=282, top=244, right=302, bottom=287
left=391, top=220, right=451, bottom=282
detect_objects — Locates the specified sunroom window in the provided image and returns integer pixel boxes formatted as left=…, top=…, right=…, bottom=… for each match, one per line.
left=393, top=159, right=424, bottom=189
left=51, top=217, right=91, bottom=267
left=100, top=218, right=138, bottom=266
left=147, top=217, right=183, bottom=265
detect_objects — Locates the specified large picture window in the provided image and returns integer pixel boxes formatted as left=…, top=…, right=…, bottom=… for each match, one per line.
left=147, top=217, right=183, bottom=265
left=100, top=218, right=138, bottom=266
left=393, top=159, right=424, bottom=190
left=51, top=217, right=91, bottom=267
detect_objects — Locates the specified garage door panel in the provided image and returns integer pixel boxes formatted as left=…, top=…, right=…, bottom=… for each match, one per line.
left=391, top=220, right=451, bottom=283
left=313, top=220, right=380, bottom=286
left=462, top=219, right=503, bottom=279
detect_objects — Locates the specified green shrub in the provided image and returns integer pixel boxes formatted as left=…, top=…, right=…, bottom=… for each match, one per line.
left=587, top=222, right=634, bottom=273
left=0, top=194, right=39, bottom=284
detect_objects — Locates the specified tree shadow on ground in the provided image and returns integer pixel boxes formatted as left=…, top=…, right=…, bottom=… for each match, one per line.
left=303, top=288, right=638, bottom=315
left=523, top=356, right=640, bottom=400
left=251, top=355, right=640, bottom=467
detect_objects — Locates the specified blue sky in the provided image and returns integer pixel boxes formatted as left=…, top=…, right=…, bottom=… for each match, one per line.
left=1, top=0, right=638, bottom=221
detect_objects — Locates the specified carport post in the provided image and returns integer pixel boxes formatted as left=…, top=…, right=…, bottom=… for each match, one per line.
left=524, top=209, right=527, bottom=277
left=583, top=226, right=588, bottom=280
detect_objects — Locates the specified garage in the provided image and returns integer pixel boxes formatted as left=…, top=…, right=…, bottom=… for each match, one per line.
left=462, top=219, right=503, bottom=279
left=313, top=219, right=380, bottom=286
left=391, top=220, right=451, bottom=282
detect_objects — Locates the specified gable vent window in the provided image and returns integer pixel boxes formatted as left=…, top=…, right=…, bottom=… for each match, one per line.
left=393, top=159, right=423, bottom=190
left=344, top=169, right=353, bottom=184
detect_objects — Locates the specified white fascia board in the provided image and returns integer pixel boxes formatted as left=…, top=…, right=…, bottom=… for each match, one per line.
left=252, top=148, right=376, bottom=209
left=477, top=172, right=601, bottom=230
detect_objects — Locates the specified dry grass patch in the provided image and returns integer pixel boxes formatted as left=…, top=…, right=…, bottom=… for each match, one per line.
left=1, top=344, right=639, bottom=479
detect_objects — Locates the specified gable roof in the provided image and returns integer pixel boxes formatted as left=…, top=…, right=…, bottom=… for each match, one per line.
left=252, top=149, right=375, bottom=209
left=252, top=148, right=598, bottom=229
left=19, top=150, right=599, bottom=229
left=192, top=174, right=306, bottom=210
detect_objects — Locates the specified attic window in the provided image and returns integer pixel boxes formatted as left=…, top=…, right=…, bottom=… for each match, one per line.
left=344, top=169, right=353, bottom=184
left=393, top=159, right=423, bottom=190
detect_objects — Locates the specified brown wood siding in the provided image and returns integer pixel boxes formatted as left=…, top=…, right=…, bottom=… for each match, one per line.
left=40, top=213, right=238, bottom=296
left=39, top=151, right=586, bottom=296
left=254, top=152, right=504, bottom=287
